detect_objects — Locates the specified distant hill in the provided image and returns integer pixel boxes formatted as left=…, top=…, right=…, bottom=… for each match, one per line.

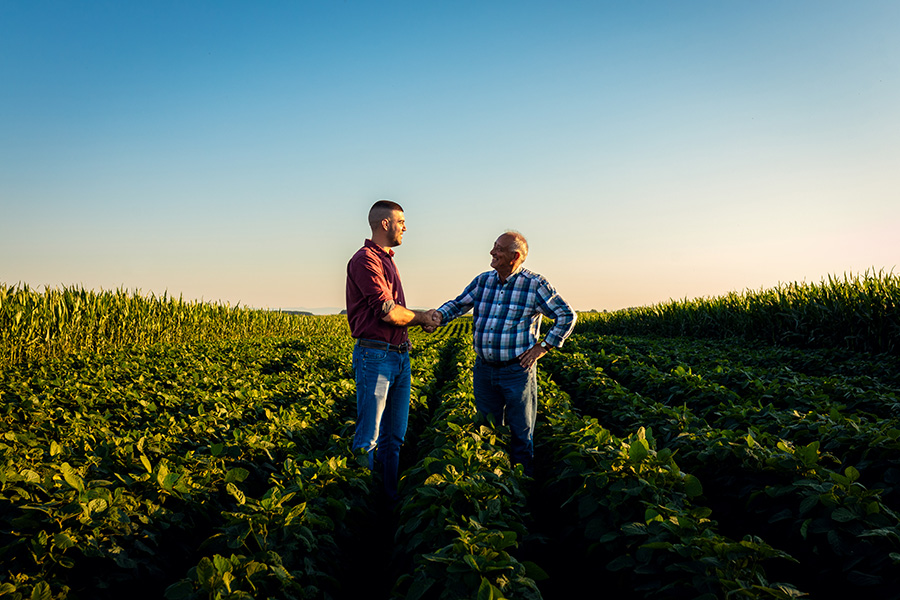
left=278, top=307, right=344, bottom=315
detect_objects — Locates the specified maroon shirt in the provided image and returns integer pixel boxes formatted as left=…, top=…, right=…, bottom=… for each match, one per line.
left=346, top=239, right=409, bottom=345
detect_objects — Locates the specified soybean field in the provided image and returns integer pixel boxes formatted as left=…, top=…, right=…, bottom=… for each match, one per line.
left=1, top=274, right=900, bottom=599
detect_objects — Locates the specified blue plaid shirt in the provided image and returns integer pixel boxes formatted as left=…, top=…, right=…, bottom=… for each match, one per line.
left=437, top=268, right=576, bottom=362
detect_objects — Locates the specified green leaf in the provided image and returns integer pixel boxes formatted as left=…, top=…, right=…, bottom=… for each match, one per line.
left=355, top=452, right=371, bottom=469
left=225, top=468, right=250, bottom=484
left=799, top=495, right=819, bottom=515
left=769, top=509, right=793, bottom=523
left=87, top=498, right=108, bottom=515
left=684, top=474, right=703, bottom=498
left=607, top=554, right=635, bottom=571
left=846, top=570, right=883, bottom=586
left=222, top=571, right=235, bottom=593
left=227, top=482, right=245, bottom=505
left=162, top=473, right=180, bottom=492
left=60, top=463, right=84, bottom=493
left=245, top=561, right=268, bottom=577
left=831, top=508, right=857, bottom=523
left=157, top=462, right=170, bottom=487
left=405, top=578, right=434, bottom=600
left=30, top=581, right=51, bottom=600
left=164, top=580, right=195, bottom=600
left=522, top=560, right=549, bottom=581
left=140, top=455, right=153, bottom=474
left=196, top=557, right=216, bottom=590
left=463, top=554, right=480, bottom=572
left=52, top=532, right=77, bottom=550
left=797, top=441, right=820, bottom=466
left=641, top=541, right=672, bottom=550
left=628, top=439, right=649, bottom=463
left=476, top=577, right=497, bottom=600
left=213, top=554, right=232, bottom=575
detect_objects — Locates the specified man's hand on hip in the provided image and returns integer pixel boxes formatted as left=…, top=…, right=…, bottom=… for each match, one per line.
left=518, top=342, right=549, bottom=370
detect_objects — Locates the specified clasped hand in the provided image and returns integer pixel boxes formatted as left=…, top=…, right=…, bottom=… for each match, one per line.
left=420, top=308, right=442, bottom=333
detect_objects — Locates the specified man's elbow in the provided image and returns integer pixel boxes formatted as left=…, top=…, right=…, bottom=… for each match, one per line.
left=381, top=305, right=410, bottom=326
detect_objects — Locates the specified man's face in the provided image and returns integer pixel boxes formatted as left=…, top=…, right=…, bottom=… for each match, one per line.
left=490, top=235, right=517, bottom=272
left=384, top=211, right=406, bottom=247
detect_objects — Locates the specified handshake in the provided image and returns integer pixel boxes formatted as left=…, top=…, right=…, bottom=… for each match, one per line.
left=417, top=308, right=443, bottom=334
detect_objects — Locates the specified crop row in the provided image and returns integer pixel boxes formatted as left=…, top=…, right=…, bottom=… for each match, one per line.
left=541, top=334, right=900, bottom=597
left=389, top=335, right=542, bottom=599
left=532, top=372, right=803, bottom=598
left=0, top=330, right=375, bottom=599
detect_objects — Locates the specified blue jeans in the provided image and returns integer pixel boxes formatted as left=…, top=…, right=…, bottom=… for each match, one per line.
left=473, top=357, right=538, bottom=476
left=352, top=341, right=411, bottom=501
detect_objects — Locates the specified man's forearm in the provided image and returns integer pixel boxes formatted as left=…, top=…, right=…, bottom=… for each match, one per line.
left=382, top=305, right=428, bottom=327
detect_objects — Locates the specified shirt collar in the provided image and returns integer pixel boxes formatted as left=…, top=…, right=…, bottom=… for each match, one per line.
left=493, top=266, right=523, bottom=285
left=364, top=238, right=394, bottom=257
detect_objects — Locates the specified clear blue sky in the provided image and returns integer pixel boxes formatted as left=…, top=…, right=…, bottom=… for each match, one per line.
left=2, top=1, right=898, bottom=312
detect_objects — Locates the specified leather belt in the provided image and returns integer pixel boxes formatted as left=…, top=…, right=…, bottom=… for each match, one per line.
left=356, top=339, right=410, bottom=353
left=481, top=356, right=520, bottom=367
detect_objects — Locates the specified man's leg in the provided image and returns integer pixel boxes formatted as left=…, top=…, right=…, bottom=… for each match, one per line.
left=352, top=345, right=392, bottom=471
left=497, top=362, right=538, bottom=476
left=376, top=351, right=410, bottom=502
left=473, top=357, right=506, bottom=424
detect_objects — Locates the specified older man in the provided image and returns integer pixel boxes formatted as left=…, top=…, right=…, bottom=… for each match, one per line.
left=346, top=200, right=435, bottom=502
left=432, top=231, right=576, bottom=476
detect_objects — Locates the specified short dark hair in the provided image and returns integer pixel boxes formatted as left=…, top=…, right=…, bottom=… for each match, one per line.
left=368, top=200, right=404, bottom=229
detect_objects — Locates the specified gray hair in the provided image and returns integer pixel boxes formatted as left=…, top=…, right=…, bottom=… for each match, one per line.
left=503, top=230, right=528, bottom=260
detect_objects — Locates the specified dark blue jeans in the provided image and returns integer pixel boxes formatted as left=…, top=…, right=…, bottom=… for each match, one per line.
left=352, top=342, right=411, bottom=501
left=473, top=356, right=538, bottom=476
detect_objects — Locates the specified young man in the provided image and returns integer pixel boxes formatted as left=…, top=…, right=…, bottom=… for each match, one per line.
left=345, top=200, right=434, bottom=502
left=431, top=231, right=576, bottom=476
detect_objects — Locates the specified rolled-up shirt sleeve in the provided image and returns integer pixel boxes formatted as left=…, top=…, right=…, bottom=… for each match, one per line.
left=346, top=240, right=409, bottom=345
left=537, top=283, right=577, bottom=348
left=348, top=250, right=395, bottom=318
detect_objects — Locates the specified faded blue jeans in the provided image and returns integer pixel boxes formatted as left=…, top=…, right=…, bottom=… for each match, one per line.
left=472, top=356, right=538, bottom=476
left=352, top=341, right=411, bottom=502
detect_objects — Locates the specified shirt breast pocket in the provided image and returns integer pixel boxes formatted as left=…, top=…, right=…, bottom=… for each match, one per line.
left=503, top=302, right=530, bottom=324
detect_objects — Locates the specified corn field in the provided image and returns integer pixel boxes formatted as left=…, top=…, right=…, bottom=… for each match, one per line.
left=576, top=270, right=900, bottom=355
left=0, top=284, right=333, bottom=367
